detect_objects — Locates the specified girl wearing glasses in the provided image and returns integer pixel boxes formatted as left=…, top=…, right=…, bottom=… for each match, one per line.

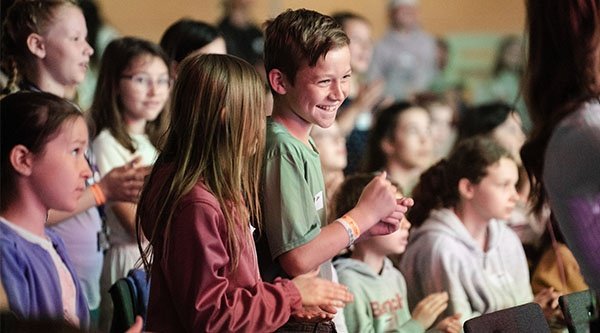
left=88, top=36, right=171, bottom=331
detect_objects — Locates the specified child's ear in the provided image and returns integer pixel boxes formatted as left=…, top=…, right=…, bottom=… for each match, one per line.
left=170, top=61, right=178, bottom=78
left=380, top=137, right=395, bottom=156
left=458, top=178, right=475, bottom=199
left=26, top=33, right=46, bottom=59
left=10, top=145, right=34, bottom=176
left=268, top=69, right=287, bottom=95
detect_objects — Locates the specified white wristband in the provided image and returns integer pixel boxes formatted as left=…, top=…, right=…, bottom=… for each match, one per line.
left=335, top=218, right=356, bottom=247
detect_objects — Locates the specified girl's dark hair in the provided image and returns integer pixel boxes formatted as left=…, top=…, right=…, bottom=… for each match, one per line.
left=1, top=91, right=82, bottom=211
left=362, top=101, right=414, bottom=172
left=89, top=36, right=170, bottom=153
left=457, top=101, right=512, bottom=142
left=159, top=19, right=222, bottom=65
left=408, top=136, right=513, bottom=226
left=521, top=0, right=600, bottom=213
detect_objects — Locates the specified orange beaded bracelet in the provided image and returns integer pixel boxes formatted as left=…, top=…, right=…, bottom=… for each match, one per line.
left=90, top=184, right=106, bottom=206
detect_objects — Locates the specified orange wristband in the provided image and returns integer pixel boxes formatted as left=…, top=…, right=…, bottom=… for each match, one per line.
left=342, top=214, right=361, bottom=238
left=90, top=184, right=106, bottom=206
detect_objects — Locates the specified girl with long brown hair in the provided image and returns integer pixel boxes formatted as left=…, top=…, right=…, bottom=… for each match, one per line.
left=137, top=53, right=353, bottom=332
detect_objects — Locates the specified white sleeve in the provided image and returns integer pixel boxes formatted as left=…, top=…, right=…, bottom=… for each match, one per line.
left=91, top=131, right=130, bottom=176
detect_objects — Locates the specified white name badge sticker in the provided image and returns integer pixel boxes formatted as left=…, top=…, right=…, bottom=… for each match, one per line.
left=314, top=191, right=324, bottom=211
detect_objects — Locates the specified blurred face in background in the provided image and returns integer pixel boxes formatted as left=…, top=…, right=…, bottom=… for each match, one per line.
left=428, top=102, right=456, bottom=160
left=40, top=5, right=94, bottom=88
left=491, top=112, right=525, bottom=164
left=390, top=4, right=419, bottom=31
left=465, top=157, right=520, bottom=221
left=311, top=122, right=347, bottom=172
left=343, top=18, right=373, bottom=74
left=382, top=107, right=433, bottom=169
left=362, top=215, right=412, bottom=256
left=119, top=55, right=171, bottom=126
left=429, top=103, right=455, bottom=146
left=500, top=38, right=523, bottom=72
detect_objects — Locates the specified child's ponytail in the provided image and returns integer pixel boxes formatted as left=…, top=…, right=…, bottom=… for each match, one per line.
left=1, top=57, right=21, bottom=94
left=409, top=159, right=453, bottom=227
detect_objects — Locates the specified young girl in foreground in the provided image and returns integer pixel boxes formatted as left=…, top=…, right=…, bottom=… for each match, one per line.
left=137, top=53, right=353, bottom=332
left=0, top=91, right=91, bottom=329
left=400, top=137, right=559, bottom=324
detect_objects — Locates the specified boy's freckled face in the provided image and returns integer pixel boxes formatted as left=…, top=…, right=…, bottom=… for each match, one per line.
left=283, top=46, right=352, bottom=129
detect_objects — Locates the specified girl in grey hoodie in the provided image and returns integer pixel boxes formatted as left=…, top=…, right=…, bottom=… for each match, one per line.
left=400, top=137, right=560, bottom=325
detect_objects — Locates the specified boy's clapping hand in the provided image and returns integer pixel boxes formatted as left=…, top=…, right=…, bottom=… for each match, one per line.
left=365, top=196, right=414, bottom=238
left=354, top=172, right=414, bottom=240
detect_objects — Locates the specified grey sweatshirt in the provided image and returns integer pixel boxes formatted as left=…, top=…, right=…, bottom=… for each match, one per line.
left=399, top=208, right=533, bottom=324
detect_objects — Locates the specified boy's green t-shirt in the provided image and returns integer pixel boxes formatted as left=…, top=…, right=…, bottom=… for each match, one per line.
left=256, top=118, right=329, bottom=282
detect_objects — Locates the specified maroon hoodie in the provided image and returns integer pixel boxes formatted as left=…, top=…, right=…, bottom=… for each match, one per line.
left=140, top=166, right=302, bottom=332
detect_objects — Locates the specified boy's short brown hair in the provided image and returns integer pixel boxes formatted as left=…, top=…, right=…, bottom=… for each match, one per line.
left=264, top=8, right=349, bottom=88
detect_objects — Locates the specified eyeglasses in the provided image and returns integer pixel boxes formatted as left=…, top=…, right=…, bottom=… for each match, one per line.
left=121, top=74, right=172, bottom=89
